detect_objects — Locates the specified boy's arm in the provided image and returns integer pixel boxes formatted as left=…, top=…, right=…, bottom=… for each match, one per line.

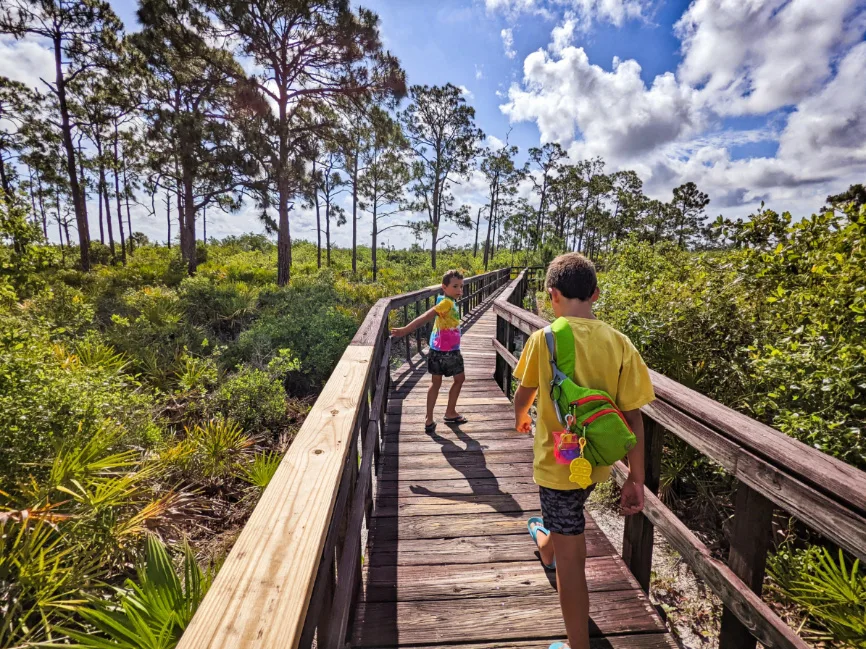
left=391, top=307, right=437, bottom=338
left=514, top=385, right=537, bottom=433
left=620, top=409, right=645, bottom=515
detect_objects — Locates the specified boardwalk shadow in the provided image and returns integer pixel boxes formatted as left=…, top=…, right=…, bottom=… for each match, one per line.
left=408, top=424, right=523, bottom=518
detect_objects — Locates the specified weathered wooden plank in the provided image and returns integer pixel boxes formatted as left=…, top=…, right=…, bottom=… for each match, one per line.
left=374, top=491, right=542, bottom=518
left=381, top=436, right=533, bottom=456
left=359, top=636, right=680, bottom=649
left=383, top=428, right=531, bottom=443
left=369, top=509, right=544, bottom=542
left=377, top=461, right=535, bottom=483
left=611, top=462, right=809, bottom=649
left=645, top=401, right=866, bottom=561
left=388, top=399, right=511, bottom=413
left=622, top=414, right=664, bottom=592
left=362, top=556, right=638, bottom=602
left=385, top=420, right=522, bottom=435
left=352, top=591, right=665, bottom=646
left=719, top=482, right=775, bottom=649
left=375, top=476, right=538, bottom=498
left=493, top=337, right=519, bottom=369
left=365, top=526, right=613, bottom=566
left=650, top=370, right=866, bottom=517
left=389, top=412, right=521, bottom=426
left=176, top=345, right=373, bottom=649
left=384, top=450, right=533, bottom=470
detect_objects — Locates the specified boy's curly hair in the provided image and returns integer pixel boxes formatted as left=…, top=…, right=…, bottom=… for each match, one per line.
left=546, top=253, right=597, bottom=301
left=441, top=269, right=464, bottom=286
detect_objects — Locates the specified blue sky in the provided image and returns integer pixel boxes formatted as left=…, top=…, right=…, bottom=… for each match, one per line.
left=2, top=0, right=865, bottom=246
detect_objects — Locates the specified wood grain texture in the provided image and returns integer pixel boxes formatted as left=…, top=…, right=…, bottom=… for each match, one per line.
left=611, top=463, right=809, bottom=649
left=352, top=591, right=665, bottom=646
left=365, top=527, right=612, bottom=566
left=650, top=370, right=866, bottom=517
left=362, top=556, right=638, bottom=602
left=359, top=637, right=680, bottom=649
left=176, top=345, right=373, bottom=649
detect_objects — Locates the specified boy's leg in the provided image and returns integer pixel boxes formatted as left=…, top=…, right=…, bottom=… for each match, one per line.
left=552, top=531, right=590, bottom=649
left=444, top=371, right=465, bottom=418
left=426, top=374, right=442, bottom=426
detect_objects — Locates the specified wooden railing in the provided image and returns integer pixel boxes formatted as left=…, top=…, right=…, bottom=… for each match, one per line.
left=493, top=270, right=866, bottom=649
left=176, top=267, right=512, bottom=649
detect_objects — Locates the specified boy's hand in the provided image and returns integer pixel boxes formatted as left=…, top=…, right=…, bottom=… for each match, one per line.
left=390, top=327, right=406, bottom=338
left=515, top=412, right=532, bottom=433
left=620, top=477, right=644, bottom=516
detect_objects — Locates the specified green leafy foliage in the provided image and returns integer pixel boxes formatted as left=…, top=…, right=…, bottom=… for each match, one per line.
left=240, top=452, right=283, bottom=489
left=213, top=364, right=290, bottom=437
left=769, top=544, right=866, bottom=646
left=59, top=536, right=214, bottom=649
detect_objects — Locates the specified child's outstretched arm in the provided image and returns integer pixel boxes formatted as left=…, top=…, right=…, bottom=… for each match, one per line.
left=514, top=385, right=537, bottom=433
left=390, top=307, right=437, bottom=338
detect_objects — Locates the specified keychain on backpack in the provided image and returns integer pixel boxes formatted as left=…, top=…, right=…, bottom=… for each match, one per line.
left=569, top=437, right=593, bottom=488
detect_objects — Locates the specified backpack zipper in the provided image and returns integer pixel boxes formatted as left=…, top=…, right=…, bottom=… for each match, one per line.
left=581, top=407, right=633, bottom=432
left=572, top=394, right=617, bottom=408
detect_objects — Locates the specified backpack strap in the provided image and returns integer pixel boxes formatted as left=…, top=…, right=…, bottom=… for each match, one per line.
left=544, top=325, right=569, bottom=425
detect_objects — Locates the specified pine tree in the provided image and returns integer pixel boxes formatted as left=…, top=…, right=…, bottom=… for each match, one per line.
left=672, top=181, right=710, bottom=248
left=357, top=107, right=409, bottom=280
left=400, top=84, right=482, bottom=269
left=0, top=0, right=123, bottom=271
left=204, top=0, right=405, bottom=285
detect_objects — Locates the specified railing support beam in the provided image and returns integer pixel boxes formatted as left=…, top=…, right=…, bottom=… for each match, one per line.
left=719, top=482, right=775, bottom=649
left=622, top=414, right=664, bottom=593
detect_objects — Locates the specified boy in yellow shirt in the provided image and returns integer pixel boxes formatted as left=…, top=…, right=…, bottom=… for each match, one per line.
left=513, top=253, right=655, bottom=649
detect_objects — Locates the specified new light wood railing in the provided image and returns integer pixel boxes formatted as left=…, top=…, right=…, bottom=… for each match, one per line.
left=493, top=270, right=866, bottom=649
left=176, top=267, right=512, bottom=649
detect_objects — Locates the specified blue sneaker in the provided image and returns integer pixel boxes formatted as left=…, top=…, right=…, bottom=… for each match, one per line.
left=549, top=643, right=568, bottom=649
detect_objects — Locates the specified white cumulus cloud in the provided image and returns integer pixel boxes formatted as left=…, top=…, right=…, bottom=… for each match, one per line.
left=501, top=28, right=516, bottom=59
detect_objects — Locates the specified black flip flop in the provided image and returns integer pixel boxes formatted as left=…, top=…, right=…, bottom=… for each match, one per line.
left=424, top=422, right=436, bottom=433
left=444, top=415, right=469, bottom=424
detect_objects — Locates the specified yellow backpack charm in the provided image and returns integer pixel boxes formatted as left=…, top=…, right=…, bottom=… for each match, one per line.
left=568, top=437, right=593, bottom=488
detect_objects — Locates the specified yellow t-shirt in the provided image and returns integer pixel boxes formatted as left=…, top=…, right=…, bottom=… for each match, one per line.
left=514, top=317, right=655, bottom=490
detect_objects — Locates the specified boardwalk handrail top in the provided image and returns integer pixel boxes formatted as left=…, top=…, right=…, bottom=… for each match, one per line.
left=177, top=267, right=512, bottom=649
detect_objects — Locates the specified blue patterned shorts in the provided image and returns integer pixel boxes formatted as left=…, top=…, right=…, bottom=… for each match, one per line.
left=539, top=484, right=596, bottom=536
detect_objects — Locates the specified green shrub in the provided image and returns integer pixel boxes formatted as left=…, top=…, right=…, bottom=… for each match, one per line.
left=240, top=451, right=283, bottom=489
left=213, top=364, right=288, bottom=436
left=182, top=419, right=254, bottom=481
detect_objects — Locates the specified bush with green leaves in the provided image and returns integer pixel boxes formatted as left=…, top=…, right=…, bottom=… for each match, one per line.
left=597, top=202, right=866, bottom=469
left=0, top=318, right=160, bottom=491
left=212, top=354, right=296, bottom=436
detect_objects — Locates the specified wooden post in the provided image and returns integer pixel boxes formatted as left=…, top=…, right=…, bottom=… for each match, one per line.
left=622, top=414, right=664, bottom=592
left=718, top=482, right=775, bottom=649
left=414, top=300, right=422, bottom=357
left=504, top=322, right=514, bottom=400
left=403, top=304, right=410, bottom=364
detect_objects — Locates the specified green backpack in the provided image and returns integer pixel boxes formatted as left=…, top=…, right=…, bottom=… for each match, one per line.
left=544, top=317, right=636, bottom=485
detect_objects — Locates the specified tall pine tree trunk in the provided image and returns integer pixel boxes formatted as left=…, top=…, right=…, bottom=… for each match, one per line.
left=351, top=152, right=358, bottom=274
left=35, top=170, right=47, bottom=238
left=165, top=187, right=171, bottom=248
left=372, top=202, right=378, bottom=281
left=276, top=98, right=291, bottom=286
left=123, top=159, right=133, bottom=255
left=313, top=159, right=321, bottom=268
left=325, top=199, right=331, bottom=266
left=182, top=168, right=196, bottom=275
left=96, top=138, right=115, bottom=260
left=53, top=34, right=89, bottom=271
left=112, top=124, right=126, bottom=265
left=473, top=206, right=481, bottom=257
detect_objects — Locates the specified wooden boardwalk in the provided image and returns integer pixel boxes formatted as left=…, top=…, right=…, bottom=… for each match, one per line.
left=352, top=298, right=678, bottom=649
